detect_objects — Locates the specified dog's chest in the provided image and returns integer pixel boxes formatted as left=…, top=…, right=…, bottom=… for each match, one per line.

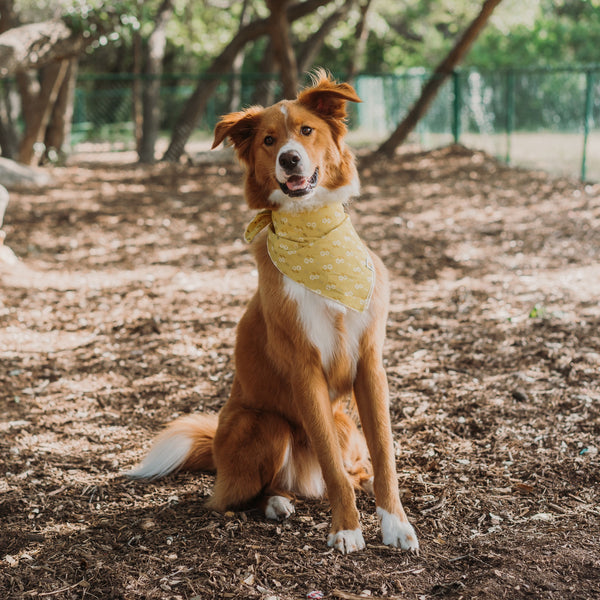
left=283, top=277, right=371, bottom=382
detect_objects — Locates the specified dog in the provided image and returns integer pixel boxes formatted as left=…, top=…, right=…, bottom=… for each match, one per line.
left=128, top=70, right=418, bottom=555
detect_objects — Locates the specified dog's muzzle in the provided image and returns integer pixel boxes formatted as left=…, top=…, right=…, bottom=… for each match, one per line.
left=279, top=168, right=319, bottom=197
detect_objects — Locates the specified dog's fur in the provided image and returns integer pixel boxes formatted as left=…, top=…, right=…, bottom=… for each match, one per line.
left=128, top=71, right=418, bottom=554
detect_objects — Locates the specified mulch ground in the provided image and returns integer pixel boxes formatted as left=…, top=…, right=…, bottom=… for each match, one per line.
left=1, top=144, right=599, bottom=600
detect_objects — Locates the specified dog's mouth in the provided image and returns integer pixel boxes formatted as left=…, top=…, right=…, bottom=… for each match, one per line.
left=279, top=168, right=319, bottom=197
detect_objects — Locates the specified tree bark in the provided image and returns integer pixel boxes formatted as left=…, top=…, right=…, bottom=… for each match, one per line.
left=44, top=57, right=78, bottom=160
left=0, top=0, right=20, bottom=157
left=266, top=0, right=298, bottom=100
left=227, top=0, right=252, bottom=112
left=0, top=0, right=18, bottom=34
left=251, top=39, right=278, bottom=107
left=346, top=0, right=373, bottom=81
left=297, top=0, right=355, bottom=75
left=18, top=59, right=69, bottom=165
left=372, top=0, right=504, bottom=159
left=139, top=0, right=174, bottom=163
left=132, top=2, right=144, bottom=152
left=162, top=0, right=334, bottom=162
left=0, top=20, right=85, bottom=78
left=0, top=80, right=19, bottom=158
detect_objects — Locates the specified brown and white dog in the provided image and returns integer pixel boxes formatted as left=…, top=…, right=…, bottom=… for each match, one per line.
left=128, top=71, right=418, bottom=554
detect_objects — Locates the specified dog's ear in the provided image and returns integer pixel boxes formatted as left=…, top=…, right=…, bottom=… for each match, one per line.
left=297, top=69, right=361, bottom=122
left=212, top=107, right=263, bottom=163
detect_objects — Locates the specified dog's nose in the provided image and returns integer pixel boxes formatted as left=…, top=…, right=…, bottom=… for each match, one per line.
left=279, top=151, right=301, bottom=172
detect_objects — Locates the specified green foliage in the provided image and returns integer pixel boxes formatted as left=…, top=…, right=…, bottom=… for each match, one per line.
left=467, top=0, right=600, bottom=68
left=529, top=304, right=548, bottom=319
left=10, top=0, right=600, bottom=75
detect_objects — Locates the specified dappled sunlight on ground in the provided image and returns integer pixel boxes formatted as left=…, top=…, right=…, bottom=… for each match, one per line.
left=1, top=145, right=599, bottom=599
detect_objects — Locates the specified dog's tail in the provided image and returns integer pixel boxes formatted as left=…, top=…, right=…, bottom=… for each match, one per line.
left=126, top=413, right=218, bottom=479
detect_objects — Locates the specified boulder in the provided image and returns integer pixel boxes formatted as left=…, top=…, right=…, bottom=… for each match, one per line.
left=0, top=157, right=52, bottom=188
left=0, top=183, right=18, bottom=265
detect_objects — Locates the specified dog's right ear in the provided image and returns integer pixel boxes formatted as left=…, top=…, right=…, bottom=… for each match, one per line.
left=212, top=107, right=263, bottom=163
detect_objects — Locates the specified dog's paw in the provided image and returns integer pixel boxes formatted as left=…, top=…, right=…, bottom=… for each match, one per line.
left=265, top=496, right=295, bottom=521
left=327, top=528, right=365, bottom=554
left=377, top=507, right=419, bottom=552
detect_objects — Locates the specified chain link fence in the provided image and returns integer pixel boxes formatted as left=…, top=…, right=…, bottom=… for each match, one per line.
left=70, top=67, right=600, bottom=181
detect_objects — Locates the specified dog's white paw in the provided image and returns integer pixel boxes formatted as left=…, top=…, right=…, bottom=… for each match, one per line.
left=377, top=507, right=419, bottom=552
left=327, top=528, right=365, bottom=554
left=265, top=496, right=295, bottom=521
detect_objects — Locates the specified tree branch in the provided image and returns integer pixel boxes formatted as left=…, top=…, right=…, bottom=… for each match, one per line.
left=371, top=0, right=504, bottom=160
left=162, top=0, right=335, bottom=162
left=0, top=20, right=86, bottom=77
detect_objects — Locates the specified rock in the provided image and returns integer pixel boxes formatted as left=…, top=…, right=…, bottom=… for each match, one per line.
left=0, top=183, right=19, bottom=265
left=0, top=157, right=52, bottom=188
left=0, top=183, right=8, bottom=227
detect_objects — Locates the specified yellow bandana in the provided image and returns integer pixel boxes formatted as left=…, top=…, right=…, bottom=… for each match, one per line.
left=244, top=203, right=374, bottom=312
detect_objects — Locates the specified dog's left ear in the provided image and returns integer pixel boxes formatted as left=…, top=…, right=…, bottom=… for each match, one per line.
left=297, top=70, right=361, bottom=121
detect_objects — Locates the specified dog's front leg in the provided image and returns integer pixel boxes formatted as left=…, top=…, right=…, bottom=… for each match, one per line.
left=354, top=349, right=419, bottom=553
left=292, top=368, right=364, bottom=554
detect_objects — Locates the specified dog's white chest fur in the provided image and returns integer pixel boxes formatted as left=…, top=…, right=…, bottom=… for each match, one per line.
left=283, top=277, right=372, bottom=376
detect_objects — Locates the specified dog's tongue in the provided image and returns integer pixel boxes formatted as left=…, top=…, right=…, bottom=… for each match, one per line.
left=286, top=176, right=307, bottom=191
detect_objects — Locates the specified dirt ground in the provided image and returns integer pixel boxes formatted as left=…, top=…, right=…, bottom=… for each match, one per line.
left=1, top=145, right=599, bottom=600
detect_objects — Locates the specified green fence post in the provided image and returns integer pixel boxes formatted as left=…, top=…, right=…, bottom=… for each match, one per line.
left=452, top=70, right=461, bottom=144
left=581, top=70, right=594, bottom=182
left=505, top=70, right=515, bottom=164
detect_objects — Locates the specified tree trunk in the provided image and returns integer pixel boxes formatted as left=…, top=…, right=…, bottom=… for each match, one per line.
left=44, top=57, right=78, bottom=160
left=138, top=0, right=174, bottom=163
left=227, top=0, right=251, bottom=112
left=346, top=0, right=373, bottom=81
left=251, top=40, right=278, bottom=107
left=132, top=4, right=143, bottom=153
left=0, top=80, right=19, bottom=158
left=0, top=0, right=18, bottom=34
left=0, top=0, right=20, bottom=157
left=372, top=0, right=504, bottom=159
left=162, top=0, right=333, bottom=162
left=266, top=0, right=298, bottom=100
left=0, top=20, right=85, bottom=77
left=297, top=0, right=355, bottom=75
left=18, top=60, right=69, bottom=165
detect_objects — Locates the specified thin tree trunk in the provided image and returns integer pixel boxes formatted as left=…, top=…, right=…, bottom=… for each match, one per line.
left=139, top=0, right=174, bottom=163
left=266, top=0, right=298, bottom=100
left=297, top=0, right=355, bottom=75
left=0, top=0, right=18, bottom=33
left=162, top=0, right=333, bottom=162
left=18, top=59, right=69, bottom=164
left=0, top=0, right=20, bottom=156
left=251, top=40, right=278, bottom=107
left=372, top=0, right=503, bottom=159
left=132, top=4, right=143, bottom=153
left=0, top=79, right=19, bottom=158
left=227, top=0, right=251, bottom=112
left=44, top=57, right=78, bottom=159
left=346, top=0, right=373, bottom=81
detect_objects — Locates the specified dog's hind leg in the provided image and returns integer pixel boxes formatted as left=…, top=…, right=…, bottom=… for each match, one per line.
left=333, top=404, right=374, bottom=495
left=206, top=400, right=295, bottom=518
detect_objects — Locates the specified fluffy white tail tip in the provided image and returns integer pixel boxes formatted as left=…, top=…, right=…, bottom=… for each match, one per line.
left=126, top=433, right=192, bottom=480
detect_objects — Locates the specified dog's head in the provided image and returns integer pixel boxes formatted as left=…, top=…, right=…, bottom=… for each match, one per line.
left=212, top=70, right=361, bottom=210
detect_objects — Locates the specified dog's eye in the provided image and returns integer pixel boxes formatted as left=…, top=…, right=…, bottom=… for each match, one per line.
left=264, top=135, right=275, bottom=146
left=300, top=126, right=313, bottom=136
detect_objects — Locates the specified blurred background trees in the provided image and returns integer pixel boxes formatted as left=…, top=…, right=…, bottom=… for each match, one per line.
left=0, top=0, right=598, bottom=164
